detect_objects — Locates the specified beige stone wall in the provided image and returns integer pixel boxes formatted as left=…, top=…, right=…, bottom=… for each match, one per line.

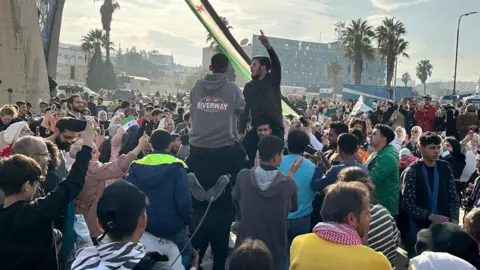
left=0, top=0, right=50, bottom=109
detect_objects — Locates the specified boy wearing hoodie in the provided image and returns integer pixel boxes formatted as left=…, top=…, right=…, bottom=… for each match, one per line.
left=187, top=53, right=246, bottom=269
left=234, top=135, right=300, bottom=270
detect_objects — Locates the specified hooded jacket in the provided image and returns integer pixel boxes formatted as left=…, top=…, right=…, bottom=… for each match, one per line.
left=189, top=73, right=245, bottom=149
left=126, top=153, right=191, bottom=238
left=233, top=165, right=298, bottom=270
left=72, top=242, right=169, bottom=270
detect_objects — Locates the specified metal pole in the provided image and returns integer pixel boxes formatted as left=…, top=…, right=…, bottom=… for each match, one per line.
left=453, top=15, right=462, bottom=95
left=453, top=12, right=478, bottom=95
left=393, top=57, right=398, bottom=100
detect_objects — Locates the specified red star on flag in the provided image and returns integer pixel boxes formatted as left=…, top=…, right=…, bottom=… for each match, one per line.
left=196, top=4, right=205, bottom=12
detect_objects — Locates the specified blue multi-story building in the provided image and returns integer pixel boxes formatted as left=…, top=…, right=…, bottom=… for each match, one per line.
left=251, top=35, right=386, bottom=91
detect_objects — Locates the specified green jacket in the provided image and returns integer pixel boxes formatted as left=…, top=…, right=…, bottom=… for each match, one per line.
left=366, top=144, right=399, bottom=215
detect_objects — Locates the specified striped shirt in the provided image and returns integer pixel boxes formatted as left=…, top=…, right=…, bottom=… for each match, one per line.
left=368, top=204, right=401, bottom=269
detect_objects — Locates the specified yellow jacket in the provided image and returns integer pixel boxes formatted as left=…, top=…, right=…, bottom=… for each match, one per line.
left=290, top=233, right=392, bottom=270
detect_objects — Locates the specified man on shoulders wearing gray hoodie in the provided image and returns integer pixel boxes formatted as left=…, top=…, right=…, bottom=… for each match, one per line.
left=187, top=53, right=247, bottom=270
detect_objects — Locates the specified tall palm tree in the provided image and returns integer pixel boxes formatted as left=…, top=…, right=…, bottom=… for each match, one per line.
left=325, top=61, right=342, bottom=94
left=95, top=0, right=120, bottom=61
left=401, top=72, right=411, bottom=87
left=206, top=16, right=232, bottom=52
left=342, top=18, right=375, bottom=85
left=81, top=29, right=106, bottom=63
left=416, top=60, right=433, bottom=95
left=375, top=17, right=409, bottom=86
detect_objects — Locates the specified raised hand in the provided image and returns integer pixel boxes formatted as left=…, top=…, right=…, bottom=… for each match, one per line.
left=82, top=121, right=96, bottom=149
left=288, top=158, right=304, bottom=177
left=259, top=30, right=271, bottom=49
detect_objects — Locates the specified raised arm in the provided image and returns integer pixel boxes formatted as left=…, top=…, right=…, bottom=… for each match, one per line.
left=33, top=122, right=95, bottom=220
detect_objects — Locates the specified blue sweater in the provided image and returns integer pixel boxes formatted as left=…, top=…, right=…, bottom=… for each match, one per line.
left=278, top=154, right=315, bottom=219
left=311, top=160, right=368, bottom=192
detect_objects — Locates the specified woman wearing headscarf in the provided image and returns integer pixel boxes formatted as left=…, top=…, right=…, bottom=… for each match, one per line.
left=442, top=138, right=466, bottom=180
left=445, top=109, right=457, bottom=138
left=0, top=121, right=34, bottom=156
left=392, top=127, right=407, bottom=151
left=97, top=111, right=110, bottom=134
left=405, top=126, right=422, bottom=158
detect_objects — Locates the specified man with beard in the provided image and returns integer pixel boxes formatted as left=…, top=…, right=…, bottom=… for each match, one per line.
left=139, top=108, right=163, bottom=137
left=66, top=94, right=86, bottom=121
left=401, top=132, right=459, bottom=257
left=239, top=31, right=283, bottom=152
left=44, top=117, right=85, bottom=179
left=323, top=122, right=349, bottom=165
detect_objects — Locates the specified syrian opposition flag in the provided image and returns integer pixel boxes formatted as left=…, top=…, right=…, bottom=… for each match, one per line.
left=120, top=116, right=138, bottom=131
left=350, top=96, right=373, bottom=116
left=185, top=0, right=298, bottom=116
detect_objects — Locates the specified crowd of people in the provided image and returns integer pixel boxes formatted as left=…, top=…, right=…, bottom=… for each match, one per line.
left=1, top=31, right=480, bottom=270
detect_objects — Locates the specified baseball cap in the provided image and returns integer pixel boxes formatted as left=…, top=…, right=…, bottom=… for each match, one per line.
left=96, top=180, right=149, bottom=241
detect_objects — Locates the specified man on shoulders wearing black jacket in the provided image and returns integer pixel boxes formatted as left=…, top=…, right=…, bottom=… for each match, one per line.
left=239, top=31, right=283, bottom=168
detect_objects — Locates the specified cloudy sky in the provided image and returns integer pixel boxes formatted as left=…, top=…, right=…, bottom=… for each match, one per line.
left=60, top=0, right=480, bottom=82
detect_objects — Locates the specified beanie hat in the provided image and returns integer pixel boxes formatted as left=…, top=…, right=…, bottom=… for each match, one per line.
left=4, top=121, right=28, bottom=145
left=399, top=148, right=411, bottom=157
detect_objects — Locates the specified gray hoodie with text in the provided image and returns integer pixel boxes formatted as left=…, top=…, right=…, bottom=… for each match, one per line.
left=189, top=73, right=245, bottom=148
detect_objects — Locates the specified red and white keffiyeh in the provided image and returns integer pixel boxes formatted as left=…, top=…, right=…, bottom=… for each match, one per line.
left=313, top=222, right=362, bottom=245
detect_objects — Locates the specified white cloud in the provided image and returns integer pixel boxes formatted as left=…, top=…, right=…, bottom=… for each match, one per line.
left=60, top=0, right=338, bottom=66
left=371, top=0, right=430, bottom=11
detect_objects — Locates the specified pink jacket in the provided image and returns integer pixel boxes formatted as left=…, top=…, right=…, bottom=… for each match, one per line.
left=75, top=152, right=136, bottom=237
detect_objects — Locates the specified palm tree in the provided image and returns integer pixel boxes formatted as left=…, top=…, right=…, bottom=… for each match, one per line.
left=206, top=16, right=232, bottom=52
left=416, top=60, right=433, bottom=95
left=342, top=18, right=375, bottom=85
left=81, top=29, right=106, bottom=63
left=95, top=0, right=120, bottom=61
left=375, top=17, right=409, bottom=87
left=325, top=60, right=342, bottom=94
left=401, top=72, right=411, bottom=87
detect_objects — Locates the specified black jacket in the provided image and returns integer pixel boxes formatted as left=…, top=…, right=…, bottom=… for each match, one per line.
left=239, top=48, right=283, bottom=131
left=0, top=146, right=91, bottom=270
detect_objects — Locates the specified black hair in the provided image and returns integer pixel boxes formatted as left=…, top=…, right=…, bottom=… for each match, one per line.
left=150, top=129, right=172, bottom=152
left=16, top=100, right=26, bottom=107
left=374, top=124, right=395, bottom=145
left=229, top=239, right=274, bottom=270
left=329, top=122, right=349, bottom=136
left=0, top=154, right=41, bottom=196
left=171, top=133, right=180, bottom=141
left=39, top=101, right=48, bottom=106
left=145, top=106, right=154, bottom=112
left=287, top=130, right=310, bottom=155
left=60, top=98, right=68, bottom=104
left=67, top=94, right=81, bottom=109
left=351, top=129, right=364, bottom=145
left=420, top=132, right=442, bottom=147
left=337, top=133, right=358, bottom=155
left=98, top=97, right=104, bottom=102
left=211, top=53, right=229, bottom=73
left=120, top=101, right=131, bottom=109
left=151, top=108, right=163, bottom=117
left=258, top=135, right=284, bottom=162
left=183, top=112, right=191, bottom=122
left=255, top=118, right=271, bottom=129
left=177, top=107, right=185, bottom=116
left=252, top=56, right=271, bottom=71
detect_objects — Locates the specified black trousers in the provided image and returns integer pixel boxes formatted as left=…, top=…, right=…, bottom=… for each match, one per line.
left=186, top=144, right=246, bottom=270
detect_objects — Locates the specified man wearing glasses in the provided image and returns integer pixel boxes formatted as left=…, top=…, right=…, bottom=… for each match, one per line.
left=457, top=104, right=480, bottom=140
left=414, top=95, right=437, bottom=132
